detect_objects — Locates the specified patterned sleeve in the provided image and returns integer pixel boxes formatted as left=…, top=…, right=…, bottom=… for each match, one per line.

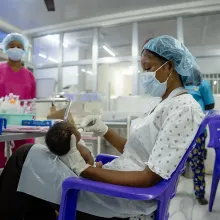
left=146, top=106, right=204, bottom=179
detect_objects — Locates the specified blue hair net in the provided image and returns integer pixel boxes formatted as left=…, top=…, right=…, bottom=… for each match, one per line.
left=0, top=33, right=29, bottom=53
left=143, top=35, right=202, bottom=86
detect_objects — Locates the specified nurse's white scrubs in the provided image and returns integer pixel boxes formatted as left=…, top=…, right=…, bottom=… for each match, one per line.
left=18, top=88, right=204, bottom=219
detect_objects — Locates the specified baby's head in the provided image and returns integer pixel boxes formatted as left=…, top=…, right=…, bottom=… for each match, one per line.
left=45, top=121, right=81, bottom=156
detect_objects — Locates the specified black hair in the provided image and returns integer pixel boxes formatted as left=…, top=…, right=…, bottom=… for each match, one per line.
left=147, top=49, right=168, bottom=63
left=45, top=121, right=75, bottom=156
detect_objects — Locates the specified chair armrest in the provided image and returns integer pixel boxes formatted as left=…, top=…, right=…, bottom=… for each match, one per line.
left=95, top=154, right=118, bottom=164
left=63, top=177, right=170, bottom=201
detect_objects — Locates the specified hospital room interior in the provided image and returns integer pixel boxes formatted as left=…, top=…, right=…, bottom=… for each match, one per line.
left=1, top=0, right=220, bottom=220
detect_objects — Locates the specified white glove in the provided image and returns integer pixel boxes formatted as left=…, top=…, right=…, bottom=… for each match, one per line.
left=59, top=135, right=90, bottom=176
left=80, top=115, right=108, bottom=137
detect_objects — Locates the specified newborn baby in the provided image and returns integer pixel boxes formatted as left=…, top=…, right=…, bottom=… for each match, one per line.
left=45, top=121, right=102, bottom=168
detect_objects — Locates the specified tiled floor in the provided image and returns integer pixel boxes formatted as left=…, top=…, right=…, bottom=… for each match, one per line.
left=169, top=175, right=220, bottom=220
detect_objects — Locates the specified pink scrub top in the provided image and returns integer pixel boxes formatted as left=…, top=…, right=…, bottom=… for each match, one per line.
left=0, top=62, right=36, bottom=168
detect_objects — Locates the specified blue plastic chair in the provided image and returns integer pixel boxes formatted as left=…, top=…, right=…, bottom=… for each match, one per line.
left=58, top=115, right=211, bottom=220
left=207, top=114, right=220, bottom=212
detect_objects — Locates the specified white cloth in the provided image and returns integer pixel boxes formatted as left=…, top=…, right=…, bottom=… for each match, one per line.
left=18, top=144, right=76, bottom=204
left=18, top=92, right=204, bottom=219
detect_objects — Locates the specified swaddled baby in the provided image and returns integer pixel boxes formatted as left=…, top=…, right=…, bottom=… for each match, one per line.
left=45, top=121, right=102, bottom=170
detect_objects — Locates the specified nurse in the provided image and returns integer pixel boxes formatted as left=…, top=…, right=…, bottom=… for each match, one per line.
left=185, top=79, right=215, bottom=205
left=0, top=33, right=36, bottom=168
left=8, top=36, right=203, bottom=220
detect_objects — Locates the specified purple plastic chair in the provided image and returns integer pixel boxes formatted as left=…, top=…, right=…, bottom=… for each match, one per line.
left=207, top=113, right=220, bottom=212
left=58, top=116, right=211, bottom=220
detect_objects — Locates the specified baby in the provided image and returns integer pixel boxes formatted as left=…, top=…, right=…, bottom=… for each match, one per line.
left=45, top=121, right=102, bottom=168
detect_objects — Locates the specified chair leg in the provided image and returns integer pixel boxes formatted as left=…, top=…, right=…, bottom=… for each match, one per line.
left=58, top=189, right=80, bottom=220
left=155, top=200, right=170, bottom=220
left=209, top=175, right=220, bottom=212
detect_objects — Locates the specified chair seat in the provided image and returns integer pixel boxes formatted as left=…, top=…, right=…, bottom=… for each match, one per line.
left=63, top=177, right=171, bottom=201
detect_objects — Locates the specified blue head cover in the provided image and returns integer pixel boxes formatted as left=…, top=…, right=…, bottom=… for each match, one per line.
left=142, top=35, right=202, bottom=86
left=1, top=33, right=29, bottom=53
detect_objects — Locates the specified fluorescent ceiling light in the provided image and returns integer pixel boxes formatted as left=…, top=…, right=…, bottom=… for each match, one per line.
left=48, top=57, right=59, bottom=63
left=86, top=71, right=92, bottom=74
left=63, top=43, right=68, bottom=48
left=103, top=45, right=115, bottom=57
left=81, top=69, right=86, bottom=72
left=38, top=53, right=47, bottom=59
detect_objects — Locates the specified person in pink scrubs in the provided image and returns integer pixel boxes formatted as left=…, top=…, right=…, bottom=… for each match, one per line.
left=0, top=33, right=36, bottom=168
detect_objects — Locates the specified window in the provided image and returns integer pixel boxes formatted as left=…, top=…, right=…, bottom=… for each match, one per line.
left=138, top=18, right=177, bottom=52
left=63, top=30, right=93, bottom=62
left=0, top=30, right=8, bottom=44
left=99, top=24, right=132, bottom=58
left=0, top=31, right=9, bottom=61
left=36, top=68, right=58, bottom=80
left=203, top=74, right=220, bottom=95
left=33, top=34, right=60, bottom=66
left=98, top=62, right=132, bottom=97
left=63, top=65, right=93, bottom=91
left=35, top=68, right=58, bottom=97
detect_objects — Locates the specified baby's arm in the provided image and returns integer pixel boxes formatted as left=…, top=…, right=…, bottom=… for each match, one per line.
left=73, top=125, right=102, bottom=167
left=72, top=125, right=95, bottom=166
left=77, top=144, right=94, bottom=166
left=77, top=144, right=103, bottom=168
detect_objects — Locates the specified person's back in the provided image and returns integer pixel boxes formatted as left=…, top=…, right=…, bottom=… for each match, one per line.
left=185, top=79, right=215, bottom=111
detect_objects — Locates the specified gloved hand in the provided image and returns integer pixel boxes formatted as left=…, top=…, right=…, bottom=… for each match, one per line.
left=80, top=115, right=108, bottom=137
left=59, top=135, right=90, bottom=176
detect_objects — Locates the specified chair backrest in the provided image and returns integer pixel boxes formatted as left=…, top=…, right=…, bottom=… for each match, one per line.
left=174, top=115, right=210, bottom=176
left=172, top=110, right=220, bottom=177
left=157, top=113, right=212, bottom=201
left=208, top=117, right=220, bottom=148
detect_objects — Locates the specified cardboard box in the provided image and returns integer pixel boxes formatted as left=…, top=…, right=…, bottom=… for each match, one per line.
left=47, top=105, right=76, bottom=126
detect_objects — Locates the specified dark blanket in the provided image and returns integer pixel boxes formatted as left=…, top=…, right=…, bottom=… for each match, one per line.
left=0, top=144, right=56, bottom=220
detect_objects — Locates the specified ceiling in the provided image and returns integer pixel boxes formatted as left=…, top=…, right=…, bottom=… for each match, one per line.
left=0, top=0, right=201, bottom=30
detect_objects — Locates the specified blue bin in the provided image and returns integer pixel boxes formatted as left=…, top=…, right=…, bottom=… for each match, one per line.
left=0, top=118, right=7, bottom=134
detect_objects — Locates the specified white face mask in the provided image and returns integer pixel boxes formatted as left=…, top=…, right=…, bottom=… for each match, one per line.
left=140, top=61, right=171, bottom=97
left=6, top=48, right=25, bottom=61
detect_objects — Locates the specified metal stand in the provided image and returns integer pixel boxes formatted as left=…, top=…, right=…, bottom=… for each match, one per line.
left=1, top=132, right=46, bottom=160
left=63, top=100, right=72, bottom=122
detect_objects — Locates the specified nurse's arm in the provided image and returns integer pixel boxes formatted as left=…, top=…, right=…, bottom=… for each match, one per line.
left=81, top=167, right=162, bottom=188
left=104, top=129, right=127, bottom=153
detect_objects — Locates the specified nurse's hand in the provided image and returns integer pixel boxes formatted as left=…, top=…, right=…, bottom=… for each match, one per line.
left=59, top=135, right=90, bottom=176
left=80, top=115, right=108, bottom=137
